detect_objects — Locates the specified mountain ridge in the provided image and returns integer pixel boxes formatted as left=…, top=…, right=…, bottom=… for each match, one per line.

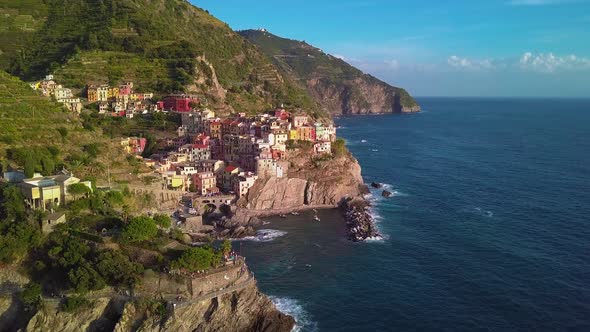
left=239, top=29, right=420, bottom=115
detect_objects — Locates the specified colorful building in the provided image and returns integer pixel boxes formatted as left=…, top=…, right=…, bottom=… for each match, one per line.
left=163, top=94, right=199, bottom=113
left=87, top=84, right=109, bottom=103
left=193, top=172, right=218, bottom=196
left=297, top=126, right=316, bottom=142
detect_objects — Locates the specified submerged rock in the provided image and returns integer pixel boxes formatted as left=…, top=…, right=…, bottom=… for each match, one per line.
left=371, top=182, right=383, bottom=189
left=382, top=190, right=393, bottom=198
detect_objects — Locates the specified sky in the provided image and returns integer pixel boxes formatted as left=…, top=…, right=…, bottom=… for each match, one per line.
left=191, top=0, right=590, bottom=97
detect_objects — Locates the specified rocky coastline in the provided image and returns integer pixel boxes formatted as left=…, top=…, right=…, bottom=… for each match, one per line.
left=343, top=198, right=382, bottom=242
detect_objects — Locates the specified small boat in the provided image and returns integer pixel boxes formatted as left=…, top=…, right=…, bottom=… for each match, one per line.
left=291, top=212, right=300, bottom=216
left=313, top=215, right=321, bottom=222
left=312, top=208, right=318, bottom=213
left=279, top=214, right=287, bottom=218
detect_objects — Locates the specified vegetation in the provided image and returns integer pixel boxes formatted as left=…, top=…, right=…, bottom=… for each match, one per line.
left=1, top=0, right=320, bottom=114
left=0, top=184, right=42, bottom=264
left=19, top=282, right=42, bottom=309
left=171, top=246, right=222, bottom=272
left=0, top=71, right=133, bottom=181
left=61, top=295, right=90, bottom=313
left=120, top=215, right=158, bottom=243
left=153, top=214, right=171, bottom=229
left=332, top=138, right=348, bottom=158
left=240, top=29, right=419, bottom=111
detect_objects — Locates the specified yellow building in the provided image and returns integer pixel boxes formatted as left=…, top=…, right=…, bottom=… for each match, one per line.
left=289, top=129, right=300, bottom=141
left=20, top=174, right=92, bottom=211
left=87, top=84, right=109, bottom=103
left=108, top=87, right=120, bottom=99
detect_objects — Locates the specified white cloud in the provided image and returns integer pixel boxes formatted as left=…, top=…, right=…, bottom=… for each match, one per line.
left=385, top=59, right=400, bottom=70
left=519, top=52, right=590, bottom=72
left=447, top=55, right=496, bottom=70
left=445, top=53, right=590, bottom=73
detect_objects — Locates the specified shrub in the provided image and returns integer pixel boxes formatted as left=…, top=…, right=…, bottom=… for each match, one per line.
left=153, top=214, right=171, bottom=228
left=20, top=282, right=42, bottom=308
left=61, top=296, right=90, bottom=313
left=120, top=216, right=158, bottom=243
left=171, top=246, right=216, bottom=272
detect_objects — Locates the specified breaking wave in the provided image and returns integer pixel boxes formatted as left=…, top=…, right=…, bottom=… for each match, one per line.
left=269, top=296, right=318, bottom=332
left=240, top=229, right=287, bottom=242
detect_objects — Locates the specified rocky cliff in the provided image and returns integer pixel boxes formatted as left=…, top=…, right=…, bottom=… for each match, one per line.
left=0, top=267, right=293, bottom=332
left=230, top=150, right=368, bottom=226
left=240, top=29, right=421, bottom=115
left=19, top=284, right=292, bottom=332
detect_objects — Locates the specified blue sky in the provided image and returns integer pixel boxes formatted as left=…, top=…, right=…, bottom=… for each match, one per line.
left=192, top=0, right=590, bottom=97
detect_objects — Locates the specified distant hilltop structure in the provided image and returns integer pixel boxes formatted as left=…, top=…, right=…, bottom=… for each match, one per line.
left=258, top=28, right=267, bottom=32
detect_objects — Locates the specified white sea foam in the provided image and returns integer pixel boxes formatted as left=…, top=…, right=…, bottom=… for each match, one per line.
left=240, top=229, right=287, bottom=242
left=474, top=207, right=494, bottom=218
left=269, top=296, right=318, bottom=332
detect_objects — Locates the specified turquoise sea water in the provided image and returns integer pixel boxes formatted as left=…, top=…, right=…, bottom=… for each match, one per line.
left=240, top=98, right=590, bottom=332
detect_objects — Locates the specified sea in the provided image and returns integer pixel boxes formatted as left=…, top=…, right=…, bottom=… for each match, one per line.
left=238, top=98, right=590, bottom=332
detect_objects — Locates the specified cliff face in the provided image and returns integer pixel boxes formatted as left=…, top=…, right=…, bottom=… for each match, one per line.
left=237, top=152, right=367, bottom=213
left=239, top=29, right=421, bottom=115
left=114, top=284, right=293, bottom=332
left=0, top=267, right=293, bottom=332
left=308, top=77, right=421, bottom=115
left=19, top=285, right=292, bottom=332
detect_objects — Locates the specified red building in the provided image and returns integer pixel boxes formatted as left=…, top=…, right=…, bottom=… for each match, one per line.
left=163, top=94, right=199, bottom=113
left=193, top=133, right=210, bottom=146
left=274, top=109, right=290, bottom=120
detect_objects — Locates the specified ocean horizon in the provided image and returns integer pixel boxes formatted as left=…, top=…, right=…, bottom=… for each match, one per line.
left=241, top=97, right=590, bottom=331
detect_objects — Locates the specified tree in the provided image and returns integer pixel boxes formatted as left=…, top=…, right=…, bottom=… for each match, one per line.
left=20, top=282, right=42, bottom=309
left=0, top=185, right=26, bottom=221
left=121, top=216, right=158, bottom=243
left=95, top=250, right=144, bottom=287
left=171, top=246, right=216, bottom=272
left=68, top=261, right=106, bottom=294
left=153, top=214, right=171, bottom=229
left=62, top=296, right=89, bottom=313
left=68, top=183, right=91, bottom=200
left=221, top=239, right=232, bottom=256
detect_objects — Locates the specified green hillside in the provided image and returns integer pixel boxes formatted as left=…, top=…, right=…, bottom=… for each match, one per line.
left=0, top=71, right=140, bottom=183
left=1, top=0, right=316, bottom=113
left=240, top=29, right=420, bottom=114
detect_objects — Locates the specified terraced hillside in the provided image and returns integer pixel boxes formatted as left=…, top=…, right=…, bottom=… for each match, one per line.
left=0, top=71, right=133, bottom=182
left=1, top=0, right=316, bottom=114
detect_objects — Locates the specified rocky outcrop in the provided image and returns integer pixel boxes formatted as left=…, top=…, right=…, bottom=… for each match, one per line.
left=0, top=266, right=292, bottom=332
left=113, top=284, right=293, bottom=332
left=344, top=199, right=382, bottom=242
left=238, top=155, right=367, bottom=213
left=26, top=298, right=122, bottom=332
left=308, top=76, right=420, bottom=115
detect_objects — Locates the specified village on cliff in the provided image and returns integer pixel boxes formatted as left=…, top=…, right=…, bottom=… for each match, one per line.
left=5, top=75, right=341, bottom=237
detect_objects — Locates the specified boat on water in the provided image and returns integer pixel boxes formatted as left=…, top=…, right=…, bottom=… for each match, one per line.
left=312, top=208, right=318, bottom=213
left=291, top=211, right=300, bottom=216
left=279, top=214, right=287, bottom=218
left=313, top=215, right=321, bottom=222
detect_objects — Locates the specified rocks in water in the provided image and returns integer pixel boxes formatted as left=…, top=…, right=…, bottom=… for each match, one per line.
left=371, top=182, right=383, bottom=189
left=342, top=199, right=381, bottom=242
left=382, top=190, right=393, bottom=198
